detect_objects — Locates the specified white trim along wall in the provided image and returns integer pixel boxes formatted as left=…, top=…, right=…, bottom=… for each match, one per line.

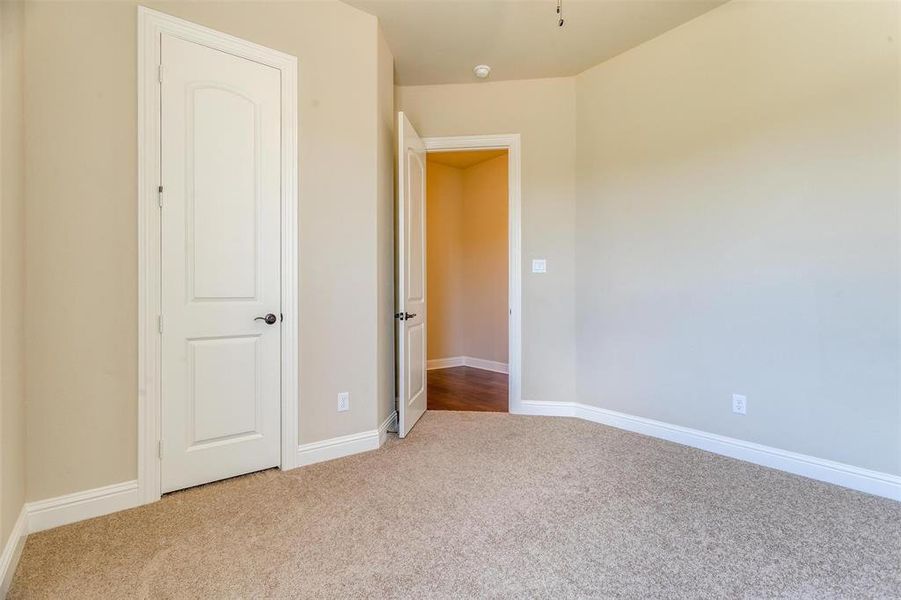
left=0, top=509, right=27, bottom=597
left=3, top=399, right=895, bottom=589
left=427, top=356, right=509, bottom=374
left=422, top=134, right=523, bottom=412
left=5, top=398, right=893, bottom=574
left=517, top=400, right=901, bottom=502
left=296, top=411, right=398, bottom=467
left=137, top=7, right=299, bottom=504
left=0, top=410, right=401, bottom=589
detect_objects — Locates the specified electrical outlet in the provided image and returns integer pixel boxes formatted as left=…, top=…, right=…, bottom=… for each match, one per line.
left=337, top=392, right=350, bottom=412
left=732, top=393, right=747, bottom=415
left=532, top=259, right=547, bottom=273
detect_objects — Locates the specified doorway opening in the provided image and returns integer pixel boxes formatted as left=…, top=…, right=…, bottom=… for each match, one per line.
left=395, top=122, right=521, bottom=436
left=425, top=149, right=509, bottom=412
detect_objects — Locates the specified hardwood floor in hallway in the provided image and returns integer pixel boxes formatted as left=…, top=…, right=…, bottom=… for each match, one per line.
left=427, top=366, right=508, bottom=412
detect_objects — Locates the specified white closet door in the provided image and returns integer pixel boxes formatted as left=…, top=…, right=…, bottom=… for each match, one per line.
left=160, top=34, right=282, bottom=493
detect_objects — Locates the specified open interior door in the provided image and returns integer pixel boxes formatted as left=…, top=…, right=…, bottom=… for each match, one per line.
left=396, top=112, right=427, bottom=438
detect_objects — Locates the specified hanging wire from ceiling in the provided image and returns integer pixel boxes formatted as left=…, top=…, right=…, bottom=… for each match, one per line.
left=556, top=0, right=565, bottom=27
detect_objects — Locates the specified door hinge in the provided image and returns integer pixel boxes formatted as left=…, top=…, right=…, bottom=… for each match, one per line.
left=158, top=186, right=163, bottom=207
left=158, top=440, right=164, bottom=459
left=158, top=64, right=164, bottom=83
left=158, top=315, right=163, bottom=334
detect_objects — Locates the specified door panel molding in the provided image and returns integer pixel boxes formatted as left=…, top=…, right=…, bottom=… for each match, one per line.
left=138, top=7, right=298, bottom=504
left=420, top=134, right=523, bottom=414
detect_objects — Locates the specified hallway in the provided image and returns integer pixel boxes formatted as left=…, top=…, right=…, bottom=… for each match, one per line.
left=427, top=367, right=508, bottom=412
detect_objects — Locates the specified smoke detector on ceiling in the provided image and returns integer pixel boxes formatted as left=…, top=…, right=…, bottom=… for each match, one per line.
left=473, top=64, right=491, bottom=80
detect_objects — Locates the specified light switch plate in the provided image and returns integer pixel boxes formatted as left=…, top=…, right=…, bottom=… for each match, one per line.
left=532, top=259, right=547, bottom=273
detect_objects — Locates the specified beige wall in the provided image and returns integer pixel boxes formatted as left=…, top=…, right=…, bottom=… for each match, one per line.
left=1, top=0, right=27, bottom=546
left=399, top=79, right=577, bottom=401
left=24, top=0, right=387, bottom=501
left=426, top=161, right=465, bottom=360
left=376, top=27, right=395, bottom=427
left=575, top=0, right=901, bottom=474
left=426, top=154, right=508, bottom=364
left=461, top=154, right=508, bottom=363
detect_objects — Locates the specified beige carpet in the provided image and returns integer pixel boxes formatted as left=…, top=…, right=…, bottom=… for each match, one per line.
left=10, top=411, right=901, bottom=599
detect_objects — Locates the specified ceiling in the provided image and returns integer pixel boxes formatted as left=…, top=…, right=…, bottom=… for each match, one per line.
left=346, top=0, right=727, bottom=85
left=428, top=149, right=508, bottom=169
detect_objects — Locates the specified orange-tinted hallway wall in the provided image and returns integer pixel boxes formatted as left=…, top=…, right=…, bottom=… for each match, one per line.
left=426, top=151, right=508, bottom=365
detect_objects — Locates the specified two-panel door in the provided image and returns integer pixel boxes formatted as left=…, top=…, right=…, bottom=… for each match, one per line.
left=160, top=34, right=282, bottom=493
left=396, top=112, right=428, bottom=437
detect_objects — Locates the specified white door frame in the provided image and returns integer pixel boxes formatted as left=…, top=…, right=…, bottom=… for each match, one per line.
left=421, top=134, right=522, bottom=413
left=137, top=7, right=299, bottom=504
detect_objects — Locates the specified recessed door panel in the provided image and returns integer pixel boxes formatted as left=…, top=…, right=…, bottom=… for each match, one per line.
left=161, top=33, right=282, bottom=493
left=406, top=151, right=425, bottom=303
left=188, top=336, right=261, bottom=447
left=189, top=86, right=259, bottom=301
left=406, top=322, right=424, bottom=404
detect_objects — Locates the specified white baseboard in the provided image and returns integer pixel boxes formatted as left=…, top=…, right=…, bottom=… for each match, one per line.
left=18, top=423, right=394, bottom=540
left=427, top=356, right=509, bottom=374
left=26, top=480, right=141, bottom=534
left=516, top=400, right=901, bottom=502
left=515, top=399, right=576, bottom=417
left=296, top=429, right=380, bottom=467
left=0, top=507, right=27, bottom=597
left=297, top=411, right=397, bottom=468
left=19, top=422, right=396, bottom=543
left=426, top=356, right=465, bottom=370
left=379, top=411, right=398, bottom=445
left=463, top=357, right=509, bottom=374
left=17, top=399, right=894, bottom=559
